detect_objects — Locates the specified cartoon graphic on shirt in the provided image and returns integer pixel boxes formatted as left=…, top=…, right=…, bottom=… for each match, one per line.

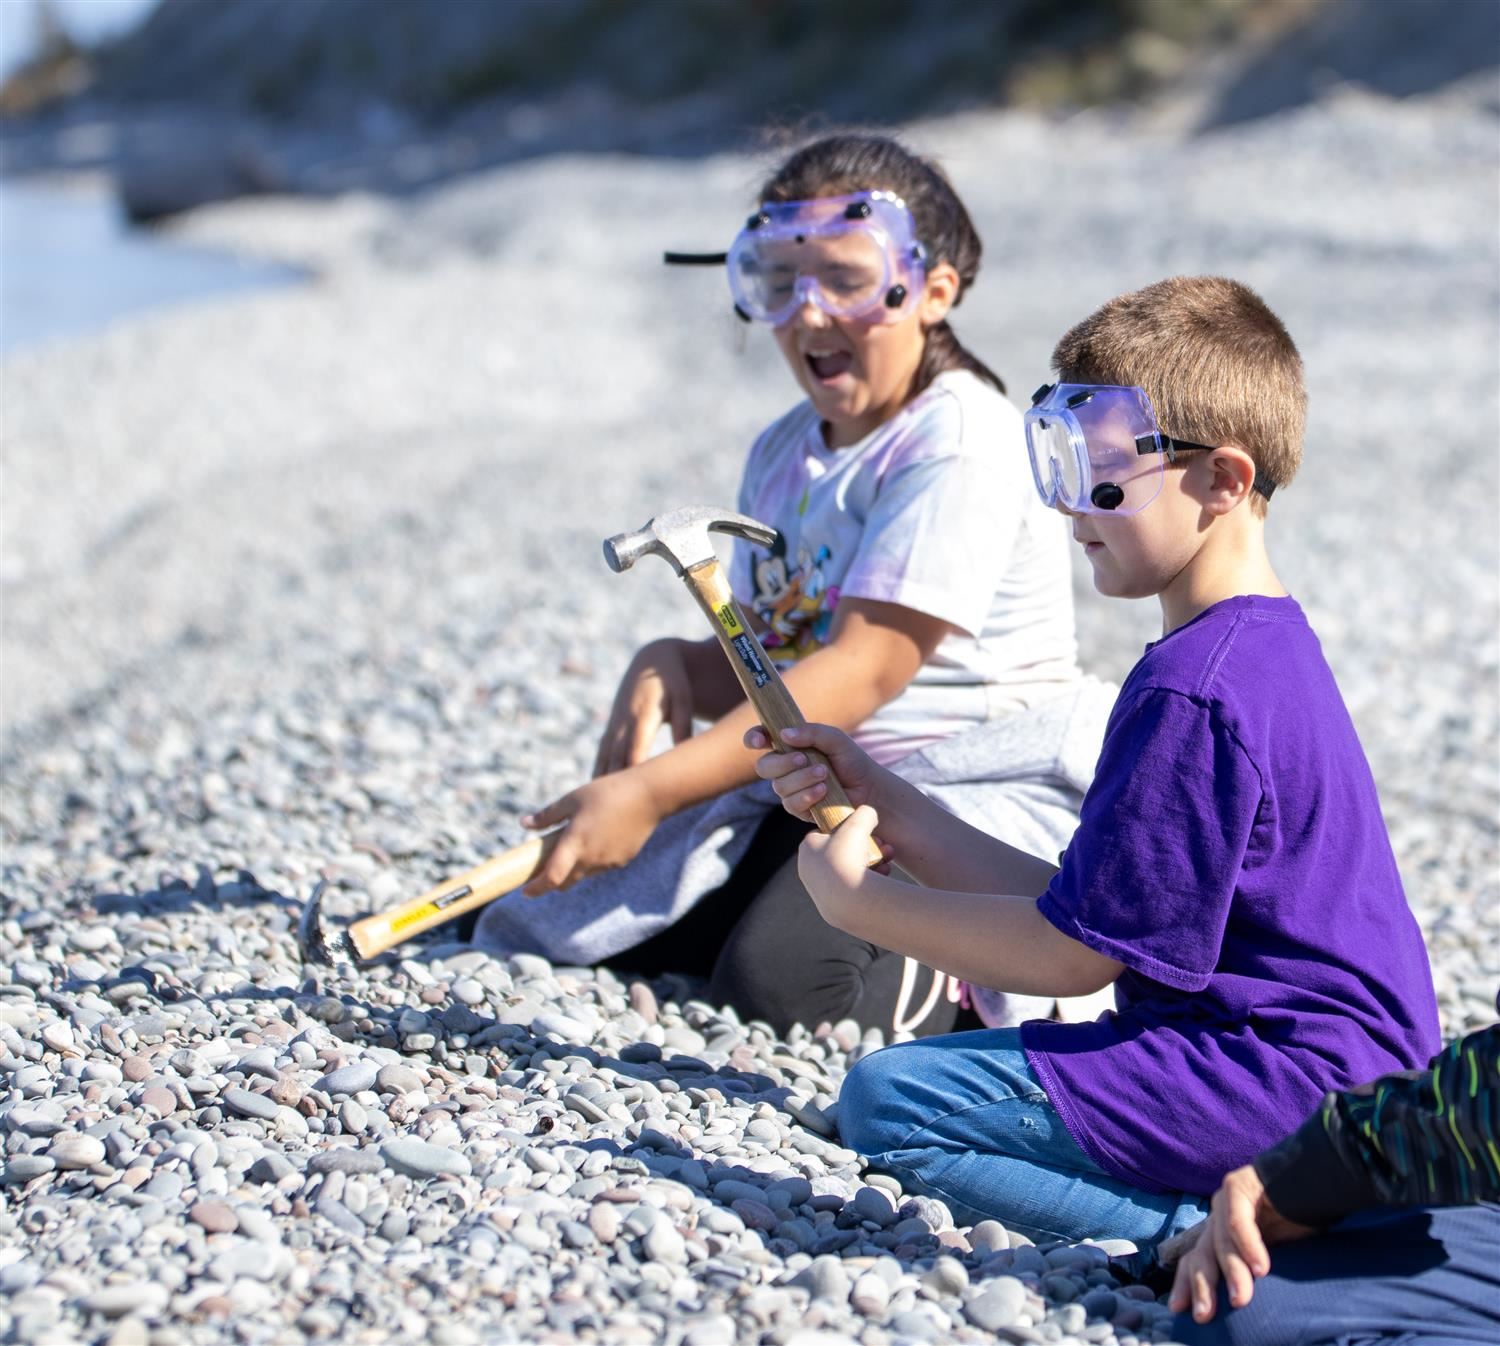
left=750, top=533, right=840, bottom=661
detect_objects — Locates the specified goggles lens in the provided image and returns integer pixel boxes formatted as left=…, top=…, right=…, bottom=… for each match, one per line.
left=726, top=191, right=925, bottom=326
left=733, top=231, right=891, bottom=322
left=1027, top=414, right=1083, bottom=509
left=1024, top=383, right=1169, bottom=516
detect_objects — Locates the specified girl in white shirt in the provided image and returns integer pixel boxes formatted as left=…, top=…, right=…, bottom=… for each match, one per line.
left=475, top=132, right=1113, bottom=1036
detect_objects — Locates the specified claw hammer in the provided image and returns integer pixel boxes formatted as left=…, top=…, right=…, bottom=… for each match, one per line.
left=296, top=831, right=565, bottom=964
left=603, top=504, right=883, bottom=867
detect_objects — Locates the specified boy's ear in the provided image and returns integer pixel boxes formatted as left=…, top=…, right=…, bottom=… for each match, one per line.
left=1203, top=446, right=1258, bottom=514
left=919, top=262, right=960, bottom=326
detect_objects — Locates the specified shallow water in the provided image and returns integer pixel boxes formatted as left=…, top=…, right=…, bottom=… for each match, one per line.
left=0, top=178, right=302, bottom=353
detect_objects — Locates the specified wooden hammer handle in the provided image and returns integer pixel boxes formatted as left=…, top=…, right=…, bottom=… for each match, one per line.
left=345, top=829, right=563, bottom=960
left=682, top=558, right=884, bottom=868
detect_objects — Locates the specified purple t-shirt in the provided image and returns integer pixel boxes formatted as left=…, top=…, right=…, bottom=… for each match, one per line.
left=1022, top=595, right=1440, bottom=1196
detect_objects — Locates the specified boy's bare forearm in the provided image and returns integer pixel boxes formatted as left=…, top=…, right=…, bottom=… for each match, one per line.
left=815, top=870, right=1119, bottom=997
left=868, top=771, right=1061, bottom=896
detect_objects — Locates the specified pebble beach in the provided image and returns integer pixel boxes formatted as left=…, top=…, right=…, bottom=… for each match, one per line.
left=2, top=78, right=1497, bottom=1346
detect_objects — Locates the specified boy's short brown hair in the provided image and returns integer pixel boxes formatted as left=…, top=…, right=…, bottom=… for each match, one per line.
left=1051, top=276, right=1305, bottom=515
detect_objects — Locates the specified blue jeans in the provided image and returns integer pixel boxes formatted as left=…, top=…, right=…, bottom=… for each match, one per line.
left=1173, top=1205, right=1500, bottom=1346
left=838, top=1027, right=1206, bottom=1246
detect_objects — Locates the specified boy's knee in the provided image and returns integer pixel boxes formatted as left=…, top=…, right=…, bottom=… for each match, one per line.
left=837, top=1043, right=926, bottom=1157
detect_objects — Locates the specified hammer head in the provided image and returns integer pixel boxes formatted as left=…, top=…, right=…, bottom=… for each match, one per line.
left=603, top=505, right=777, bottom=578
left=295, top=881, right=356, bottom=965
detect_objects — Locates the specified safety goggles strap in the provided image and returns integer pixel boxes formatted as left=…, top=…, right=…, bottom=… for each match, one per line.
left=1133, top=433, right=1276, bottom=499
left=664, top=250, right=753, bottom=322
left=1133, top=431, right=1215, bottom=458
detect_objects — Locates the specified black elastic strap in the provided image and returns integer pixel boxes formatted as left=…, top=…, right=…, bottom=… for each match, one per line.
left=1135, top=433, right=1277, bottom=501
left=663, top=251, right=727, bottom=266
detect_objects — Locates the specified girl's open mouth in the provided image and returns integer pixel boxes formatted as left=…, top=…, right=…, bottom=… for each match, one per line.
left=807, top=351, right=854, bottom=381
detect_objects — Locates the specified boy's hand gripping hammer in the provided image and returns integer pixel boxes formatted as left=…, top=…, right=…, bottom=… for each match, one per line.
left=604, top=504, right=883, bottom=868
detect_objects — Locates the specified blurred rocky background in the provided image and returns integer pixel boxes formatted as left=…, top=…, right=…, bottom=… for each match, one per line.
left=3, top=0, right=1497, bottom=220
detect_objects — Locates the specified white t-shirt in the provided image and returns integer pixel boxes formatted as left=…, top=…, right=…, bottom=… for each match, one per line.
left=731, top=369, right=1082, bottom=765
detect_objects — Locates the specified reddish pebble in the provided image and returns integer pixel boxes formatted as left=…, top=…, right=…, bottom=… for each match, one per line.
left=122, top=1056, right=152, bottom=1082
left=197, top=1296, right=233, bottom=1318
left=628, top=981, right=658, bottom=1026
left=121, top=1166, right=151, bottom=1190
left=270, top=1077, right=302, bottom=1107
left=588, top=1204, right=619, bottom=1243
left=190, top=1201, right=238, bottom=1234
left=140, top=1086, right=178, bottom=1114
left=291, top=1198, right=310, bottom=1218
left=420, top=987, right=446, bottom=1006
left=938, top=1229, right=972, bottom=1252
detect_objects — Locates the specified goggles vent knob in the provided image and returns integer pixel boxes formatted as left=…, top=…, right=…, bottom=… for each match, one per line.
left=1065, top=390, right=1096, bottom=409
left=747, top=211, right=770, bottom=230
left=844, top=200, right=873, bottom=220
left=884, top=284, right=908, bottom=309
left=1091, top=483, right=1126, bottom=511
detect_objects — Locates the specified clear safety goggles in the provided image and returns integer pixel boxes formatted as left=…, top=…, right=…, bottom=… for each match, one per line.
left=665, top=190, right=927, bottom=326
left=1024, top=382, right=1275, bottom=515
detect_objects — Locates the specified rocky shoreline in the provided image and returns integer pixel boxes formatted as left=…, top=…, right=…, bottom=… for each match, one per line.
left=2, top=80, right=1497, bottom=1346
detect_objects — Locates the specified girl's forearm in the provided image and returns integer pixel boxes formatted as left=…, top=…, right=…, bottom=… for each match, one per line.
left=690, top=594, right=944, bottom=732
left=635, top=703, right=762, bottom=815
left=636, top=643, right=901, bottom=817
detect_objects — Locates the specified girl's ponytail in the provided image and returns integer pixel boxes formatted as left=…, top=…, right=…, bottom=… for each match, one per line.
left=915, top=319, right=1006, bottom=397
left=760, top=132, right=1005, bottom=397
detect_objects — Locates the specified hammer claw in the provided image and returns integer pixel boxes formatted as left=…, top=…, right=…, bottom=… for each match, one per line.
left=296, top=880, right=354, bottom=965
left=604, top=504, right=778, bottom=578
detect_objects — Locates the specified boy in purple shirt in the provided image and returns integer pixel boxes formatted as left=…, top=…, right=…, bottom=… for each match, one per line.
left=747, top=276, right=1441, bottom=1245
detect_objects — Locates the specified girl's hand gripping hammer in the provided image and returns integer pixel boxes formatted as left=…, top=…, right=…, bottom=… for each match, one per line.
left=603, top=504, right=884, bottom=868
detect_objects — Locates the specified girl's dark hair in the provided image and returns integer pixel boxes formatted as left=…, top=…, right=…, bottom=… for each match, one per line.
left=759, top=132, right=1005, bottom=396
